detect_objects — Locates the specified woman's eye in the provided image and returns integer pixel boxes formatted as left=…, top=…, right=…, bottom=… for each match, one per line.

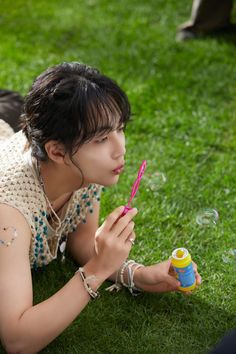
left=95, top=136, right=108, bottom=144
left=118, top=126, right=125, bottom=132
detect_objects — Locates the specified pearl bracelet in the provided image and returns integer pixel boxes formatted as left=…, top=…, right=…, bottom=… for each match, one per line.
left=75, top=267, right=100, bottom=299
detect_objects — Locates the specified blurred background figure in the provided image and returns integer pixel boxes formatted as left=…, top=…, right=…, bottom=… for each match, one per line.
left=177, top=0, right=234, bottom=41
left=0, top=89, right=23, bottom=132
left=209, top=329, right=236, bottom=354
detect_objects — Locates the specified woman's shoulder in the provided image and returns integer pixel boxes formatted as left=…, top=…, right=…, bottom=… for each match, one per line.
left=0, top=131, right=33, bottom=183
left=0, top=202, right=32, bottom=236
left=0, top=129, right=26, bottom=163
left=0, top=202, right=32, bottom=266
left=0, top=132, right=45, bottom=229
left=0, top=119, right=14, bottom=142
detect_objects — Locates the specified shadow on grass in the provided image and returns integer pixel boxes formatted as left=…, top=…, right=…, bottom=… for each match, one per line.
left=27, top=260, right=236, bottom=354
left=136, top=291, right=236, bottom=354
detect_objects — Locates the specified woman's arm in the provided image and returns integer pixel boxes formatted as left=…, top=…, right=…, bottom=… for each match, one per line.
left=67, top=203, right=201, bottom=294
left=67, top=202, right=122, bottom=282
left=66, top=201, right=101, bottom=266
left=0, top=205, right=100, bottom=354
left=0, top=204, right=137, bottom=354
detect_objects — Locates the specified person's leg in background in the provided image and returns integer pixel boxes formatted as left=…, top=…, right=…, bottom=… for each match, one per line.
left=209, top=329, right=236, bottom=354
left=0, top=89, right=24, bottom=132
left=177, top=0, right=234, bottom=41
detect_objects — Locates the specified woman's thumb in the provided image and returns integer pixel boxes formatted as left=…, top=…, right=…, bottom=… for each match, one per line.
left=166, top=275, right=180, bottom=289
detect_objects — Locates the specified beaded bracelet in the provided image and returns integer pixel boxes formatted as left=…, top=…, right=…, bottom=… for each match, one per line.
left=126, top=262, right=144, bottom=296
left=121, top=260, right=144, bottom=296
left=120, top=260, right=135, bottom=286
left=75, top=267, right=100, bottom=299
left=106, top=260, right=144, bottom=296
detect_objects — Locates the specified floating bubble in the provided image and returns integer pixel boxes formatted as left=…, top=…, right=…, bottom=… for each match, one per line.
left=228, top=249, right=236, bottom=257
left=222, top=249, right=236, bottom=264
left=145, top=171, right=167, bottom=191
left=222, top=254, right=231, bottom=264
left=196, top=208, right=219, bottom=226
left=224, top=188, right=230, bottom=195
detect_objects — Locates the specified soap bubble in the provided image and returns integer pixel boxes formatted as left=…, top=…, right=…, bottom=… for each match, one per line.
left=145, top=171, right=167, bottom=191
left=229, top=249, right=236, bottom=257
left=222, top=249, right=236, bottom=264
left=196, top=208, right=219, bottom=226
left=222, top=254, right=231, bottom=264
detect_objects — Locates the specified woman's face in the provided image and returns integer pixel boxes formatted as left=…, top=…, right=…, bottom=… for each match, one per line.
left=70, top=126, right=126, bottom=187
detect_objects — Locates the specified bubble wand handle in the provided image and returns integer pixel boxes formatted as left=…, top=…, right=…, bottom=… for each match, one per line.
left=127, top=160, right=147, bottom=207
left=120, top=160, right=147, bottom=217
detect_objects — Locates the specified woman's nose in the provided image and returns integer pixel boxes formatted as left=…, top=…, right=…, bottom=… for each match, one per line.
left=112, top=133, right=126, bottom=159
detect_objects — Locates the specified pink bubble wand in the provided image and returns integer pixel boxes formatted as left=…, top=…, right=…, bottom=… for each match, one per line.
left=120, top=160, right=147, bottom=217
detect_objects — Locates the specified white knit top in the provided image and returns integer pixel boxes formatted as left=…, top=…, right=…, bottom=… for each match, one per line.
left=0, top=118, right=14, bottom=141
left=0, top=119, right=102, bottom=269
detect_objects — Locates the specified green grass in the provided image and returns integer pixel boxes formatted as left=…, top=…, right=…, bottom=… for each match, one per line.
left=1, top=0, right=236, bottom=353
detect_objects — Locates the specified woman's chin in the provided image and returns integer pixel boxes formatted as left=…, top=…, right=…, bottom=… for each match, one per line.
left=82, top=174, right=120, bottom=188
left=103, top=175, right=120, bottom=187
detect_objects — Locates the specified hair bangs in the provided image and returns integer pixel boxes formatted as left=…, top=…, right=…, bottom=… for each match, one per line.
left=72, top=85, right=130, bottom=152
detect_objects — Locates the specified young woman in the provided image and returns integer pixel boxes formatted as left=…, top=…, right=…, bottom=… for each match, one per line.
left=0, top=62, right=201, bottom=354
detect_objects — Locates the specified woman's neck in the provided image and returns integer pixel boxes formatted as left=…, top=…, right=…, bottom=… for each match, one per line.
left=38, top=160, right=82, bottom=204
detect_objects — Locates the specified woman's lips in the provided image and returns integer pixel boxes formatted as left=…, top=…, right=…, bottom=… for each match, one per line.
left=112, top=165, right=124, bottom=175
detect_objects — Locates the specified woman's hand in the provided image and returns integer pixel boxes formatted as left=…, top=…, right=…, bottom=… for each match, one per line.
left=133, top=259, right=202, bottom=293
left=84, top=206, right=138, bottom=280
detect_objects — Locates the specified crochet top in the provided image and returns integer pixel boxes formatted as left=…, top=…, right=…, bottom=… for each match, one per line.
left=0, top=119, right=102, bottom=269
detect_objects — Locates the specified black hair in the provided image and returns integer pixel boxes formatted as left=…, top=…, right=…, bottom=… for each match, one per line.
left=21, top=62, right=131, bottom=161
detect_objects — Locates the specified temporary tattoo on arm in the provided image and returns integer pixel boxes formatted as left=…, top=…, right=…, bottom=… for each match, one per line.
left=0, top=226, right=18, bottom=247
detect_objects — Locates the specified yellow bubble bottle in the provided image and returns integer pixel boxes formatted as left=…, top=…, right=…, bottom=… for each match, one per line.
left=171, top=248, right=196, bottom=292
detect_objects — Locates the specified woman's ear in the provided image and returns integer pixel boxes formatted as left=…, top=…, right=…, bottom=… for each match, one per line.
left=44, top=140, right=66, bottom=164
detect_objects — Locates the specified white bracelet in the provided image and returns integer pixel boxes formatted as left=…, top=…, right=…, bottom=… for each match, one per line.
left=120, top=260, right=135, bottom=287
left=75, top=267, right=100, bottom=299
left=120, top=259, right=135, bottom=288
left=127, top=263, right=144, bottom=296
left=105, top=260, right=144, bottom=296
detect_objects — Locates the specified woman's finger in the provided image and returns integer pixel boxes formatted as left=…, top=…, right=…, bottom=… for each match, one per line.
left=112, top=208, right=138, bottom=236
left=195, top=273, right=202, bottom=285
left=118, top=221, right=135, bottom=241
left=103, top=206, right=126, bottom=231
left=192, top=261, right=198, bottom=272
left=192, top=261, right=201, bottom=285
left=125, top=231, right=136, bottom=245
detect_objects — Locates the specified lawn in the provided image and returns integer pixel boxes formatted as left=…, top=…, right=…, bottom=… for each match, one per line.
left=0, top=0, right=236, bottom=353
